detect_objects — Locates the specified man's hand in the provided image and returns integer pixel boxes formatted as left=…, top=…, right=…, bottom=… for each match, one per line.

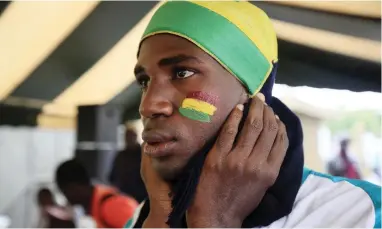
left=187, top=93, right=289, bottom=228
left=141, top=153, right=172, bottom=228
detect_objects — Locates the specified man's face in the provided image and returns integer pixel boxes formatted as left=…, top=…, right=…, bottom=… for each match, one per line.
left=136, top=34, right=246, bottom=181
left=340, top=139, right=350, bottom=150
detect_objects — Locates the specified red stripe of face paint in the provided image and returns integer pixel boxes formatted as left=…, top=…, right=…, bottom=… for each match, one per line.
left=186, top=91, right=219, bottom=105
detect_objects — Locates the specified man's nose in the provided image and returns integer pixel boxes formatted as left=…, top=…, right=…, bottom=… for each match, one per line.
left=139, top=83, right=173, bottom=119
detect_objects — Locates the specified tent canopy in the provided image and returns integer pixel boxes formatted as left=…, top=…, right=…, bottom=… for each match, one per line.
left=0, top=1, right=380, bottom=127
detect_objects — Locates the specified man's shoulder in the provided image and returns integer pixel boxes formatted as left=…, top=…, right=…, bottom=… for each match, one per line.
left=302, top=168, right=381, bottom=204
left=269, top=168, right=381, bottom=228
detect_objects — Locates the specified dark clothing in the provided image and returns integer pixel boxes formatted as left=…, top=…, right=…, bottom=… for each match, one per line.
left=109, top=144, right=147, bottom=203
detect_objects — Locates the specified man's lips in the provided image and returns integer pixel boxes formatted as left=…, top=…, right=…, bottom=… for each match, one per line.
left=142, top=131, right=177, bottom=157
left=143, top=141, right=177, bottom=157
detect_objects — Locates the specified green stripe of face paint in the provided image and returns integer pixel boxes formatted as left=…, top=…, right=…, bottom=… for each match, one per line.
left=179, top=107, right=211, bottom=123
left=142, top=1, right=270, bottom=94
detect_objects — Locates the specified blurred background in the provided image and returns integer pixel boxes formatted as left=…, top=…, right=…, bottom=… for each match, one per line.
left=0, top=1, right=381, bottom=227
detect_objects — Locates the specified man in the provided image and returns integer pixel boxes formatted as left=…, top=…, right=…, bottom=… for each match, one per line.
left=129, top=1, right=381, bottom=228
left=327, top=138, right=361, bottom=179
left=55, top=159, right=138, bottom=228
left=109, top=125, right=147, bottom=203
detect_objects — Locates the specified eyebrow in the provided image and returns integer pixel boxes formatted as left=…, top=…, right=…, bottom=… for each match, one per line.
left=134, top=54, right=203, bottom=76
left=158, top=54, right=203, bottom=66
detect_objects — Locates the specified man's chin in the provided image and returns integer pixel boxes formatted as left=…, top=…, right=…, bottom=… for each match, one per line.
left=152, top=159, right=185, bottom=182
left=156, top=166, right=184, bottom=182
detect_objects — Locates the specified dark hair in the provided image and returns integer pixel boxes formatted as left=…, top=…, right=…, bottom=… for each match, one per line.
left=55, top=159, right=90, bottom=190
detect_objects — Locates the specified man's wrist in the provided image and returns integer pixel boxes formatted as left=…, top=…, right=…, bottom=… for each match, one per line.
left=186, top=204, right=242, bottom=228
left=143, top=212, right=170, bottom=228
left=143, top=200, right=172, bottom=228
left=187, top=212, right=242, bottom=228
left=149, top=198, right=172, bottom=214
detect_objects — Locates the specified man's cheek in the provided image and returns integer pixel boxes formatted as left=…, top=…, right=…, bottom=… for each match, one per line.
left=179, top=91, right=219, bottom=123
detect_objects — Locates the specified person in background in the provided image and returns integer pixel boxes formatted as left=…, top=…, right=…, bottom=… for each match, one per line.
left=109, top=124, right=147, bottom=203
left=36, top=188, right=75, bottom=228
left=328, top=138, right=361, bottom=179
left=55, top=159, right=138, bottom=228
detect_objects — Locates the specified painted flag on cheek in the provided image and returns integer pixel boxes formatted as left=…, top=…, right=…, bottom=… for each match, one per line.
left=179, top=91, right=218, bottom=123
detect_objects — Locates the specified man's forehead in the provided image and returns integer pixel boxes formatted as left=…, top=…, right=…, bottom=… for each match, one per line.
left=137, top=34, right=206, bottom=65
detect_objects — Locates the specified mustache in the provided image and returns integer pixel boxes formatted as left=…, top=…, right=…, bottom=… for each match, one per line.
left=142, top=122, right=183, bottom=140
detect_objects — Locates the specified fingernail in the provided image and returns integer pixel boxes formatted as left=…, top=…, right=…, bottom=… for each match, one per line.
left=275, top=115, right=279, bottom=120
left=236, top=104, right=244, bottom=111
left=256, top=93, right=265, bottom=102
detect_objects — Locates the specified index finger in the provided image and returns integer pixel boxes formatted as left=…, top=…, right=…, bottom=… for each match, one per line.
left=212, top=104, right=244, bottom=159
left=232, top=93, right=265, bottom=159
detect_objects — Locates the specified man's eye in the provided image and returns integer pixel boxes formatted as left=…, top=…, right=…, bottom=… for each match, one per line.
left=174, top=69, right=195, bottom=79
left=140, top=80, right=148, bottom=88
left=137, top=77, right=149, bottom=90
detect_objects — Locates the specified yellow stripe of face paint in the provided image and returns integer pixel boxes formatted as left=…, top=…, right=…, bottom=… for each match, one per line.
left=182, top=98, right=217, bottom=115
left=191, top=1, right=277, bottom=64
